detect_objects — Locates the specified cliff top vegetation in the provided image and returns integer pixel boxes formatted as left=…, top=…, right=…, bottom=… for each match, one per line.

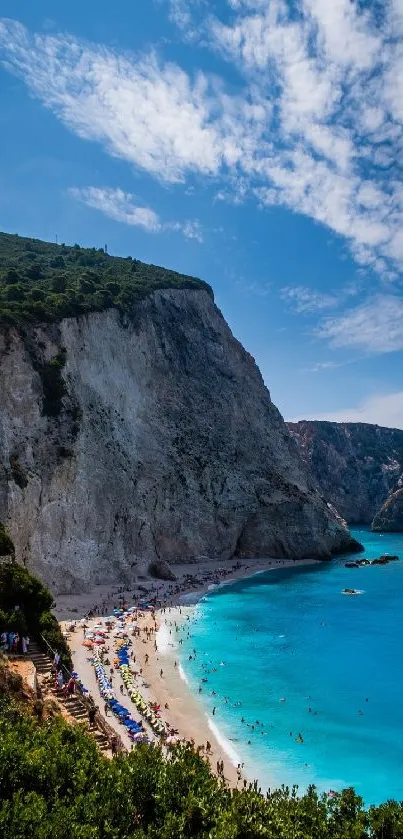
left=0, top=232, right=212, bottom=326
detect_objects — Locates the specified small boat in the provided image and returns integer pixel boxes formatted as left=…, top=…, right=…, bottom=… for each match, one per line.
left=341, top=588, right=363, bottom=596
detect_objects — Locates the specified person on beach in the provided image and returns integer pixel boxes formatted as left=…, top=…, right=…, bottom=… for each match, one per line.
left=88, top=705, right=96, bottom=728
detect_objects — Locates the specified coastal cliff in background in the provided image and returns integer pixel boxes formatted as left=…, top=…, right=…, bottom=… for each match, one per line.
left=372, top=480, right=403, bottom=531
left=0, top=233, right=359, bottom=594
left=287, top=420, right=403, bottom=526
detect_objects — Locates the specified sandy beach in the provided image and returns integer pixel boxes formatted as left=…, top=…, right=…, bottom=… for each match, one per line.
left=57, top=555, right=319, bottom=786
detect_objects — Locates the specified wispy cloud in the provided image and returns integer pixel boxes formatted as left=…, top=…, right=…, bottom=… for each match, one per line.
left=290, top=391, right=403, bottom=430
left=70, top=187, right=161, bottom=231
left=2, top=8, right=403, bottom=277
left=207, top=1, right=403, bottom=275
left=236, top=278, right=271, bottom=297
left=316, top=294, right=403, bottom=354
left=0, top=20, right=235, bottom=184
left=281, top=286, right=339, bottom=314
left=303, top=361, right=342, bottom=373
left=69, top=186, right=203, bottom=241
left=168, top=0, right=192, bottom=29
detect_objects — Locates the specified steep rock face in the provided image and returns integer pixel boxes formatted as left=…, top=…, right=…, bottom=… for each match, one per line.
left=0, top=290, right=359, bottom=593
left=287, top=420, right=403, bottom=523
left=372, top=480, right=403, bottom=531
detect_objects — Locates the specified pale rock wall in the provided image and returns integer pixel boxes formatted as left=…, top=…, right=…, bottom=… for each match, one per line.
left=372, top=476, right=403, bottom=532
left=288, top=420, right=403, bottom=524
left=0, top=289, right=359, bottom=593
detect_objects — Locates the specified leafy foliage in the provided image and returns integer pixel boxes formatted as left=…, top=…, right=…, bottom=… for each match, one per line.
left=0, top=688, right=402, bottom=839
left=0, top=523, right=14, bottom=556
left=0, top=563, right=70, bottom=667
left=0, top=232, right=212, bottom=325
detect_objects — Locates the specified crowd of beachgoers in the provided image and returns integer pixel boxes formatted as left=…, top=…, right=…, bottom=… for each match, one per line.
left=54, top=555, right=311, bottom=784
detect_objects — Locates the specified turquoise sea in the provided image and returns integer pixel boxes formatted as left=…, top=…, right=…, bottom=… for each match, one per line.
left=178, top=528, right=403, bottom=805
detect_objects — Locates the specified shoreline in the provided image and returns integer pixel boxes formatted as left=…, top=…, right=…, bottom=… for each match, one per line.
left=56, top=555, right=320, bottom=786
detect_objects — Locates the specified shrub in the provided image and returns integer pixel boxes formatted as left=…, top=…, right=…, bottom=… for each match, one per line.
left=0, top=563, right=71, bottom=668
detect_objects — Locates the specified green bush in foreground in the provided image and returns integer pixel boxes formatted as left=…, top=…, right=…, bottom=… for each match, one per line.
left=0, top=562, right=70, bottom=668
left=0, top=231, right=212, bottom=325
left=0, top=688, right=402, bottom=839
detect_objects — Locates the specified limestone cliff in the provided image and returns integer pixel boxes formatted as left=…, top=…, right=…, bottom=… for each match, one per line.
left=0, top=290, right=359, bottom=593
left=287, top=420, right=403, bottom=524
left=372, top=478, right=403, bottom=531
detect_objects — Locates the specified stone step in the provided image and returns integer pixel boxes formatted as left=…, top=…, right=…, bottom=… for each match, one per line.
left=27, top=642, right=115, bottom=756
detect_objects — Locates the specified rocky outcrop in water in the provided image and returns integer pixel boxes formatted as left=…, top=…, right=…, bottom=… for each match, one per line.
left=0, top=290, right=360, bottom=594
left=287, top=421, right=403, bottom=524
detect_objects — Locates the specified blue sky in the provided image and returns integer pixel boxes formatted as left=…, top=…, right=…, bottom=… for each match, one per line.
left=1, top=0, right=403, bottom=428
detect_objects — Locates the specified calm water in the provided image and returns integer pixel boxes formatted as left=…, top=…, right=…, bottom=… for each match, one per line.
left=178, top=528, right=403, bottom=804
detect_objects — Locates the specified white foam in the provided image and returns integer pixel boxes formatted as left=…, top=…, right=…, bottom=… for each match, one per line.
left=178, top=663, right=189, bottom=685
left=207, top=717, right=241, bottom=768
left=156, top=621, right=175, bottom=654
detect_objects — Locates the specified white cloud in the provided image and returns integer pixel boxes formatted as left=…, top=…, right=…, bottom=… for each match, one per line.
left=69, top=186, right=203, bottom=241
left=290, top=391, right=403, bottom=430
left=0, top=20, right=229, bottom=184
left=168, top=0, right=192, bottom=29
left=316, top=295, right=403, bottom=353
left=207, top=1, right=403, bottom=273
left=281, top=285, right=339, bottom=314
left=302, top=361, right=342, bottom=373
left=2, top=8, right=403, bottom=278
left=70, top=187, right=161, bottom=231
left=180, top=220, right=204, bottom=242
left=302, top=0, right=380, bottom=69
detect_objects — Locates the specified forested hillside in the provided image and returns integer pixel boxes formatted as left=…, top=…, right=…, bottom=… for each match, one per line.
left=0, top=232, right=211, bottom=325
